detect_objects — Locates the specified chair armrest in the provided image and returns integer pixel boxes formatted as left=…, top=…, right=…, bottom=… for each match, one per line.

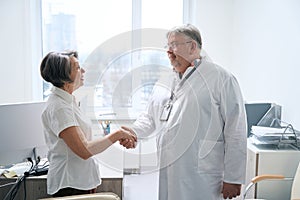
left=251, top=174, right=285, bottom=184
left=243, top=174, right=285, bottom=199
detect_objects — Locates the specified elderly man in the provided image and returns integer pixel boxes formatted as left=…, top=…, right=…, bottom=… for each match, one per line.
left=122, top=24, right=247, bottom=200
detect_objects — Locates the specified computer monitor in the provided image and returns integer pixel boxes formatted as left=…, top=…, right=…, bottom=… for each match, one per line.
left=0, top=102, right=47, bottom=165
left=245, top=103, right=282, bottom=137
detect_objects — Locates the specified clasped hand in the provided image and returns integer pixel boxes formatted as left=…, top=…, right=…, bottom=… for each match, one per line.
left=119, top=126, right=137, bottom=149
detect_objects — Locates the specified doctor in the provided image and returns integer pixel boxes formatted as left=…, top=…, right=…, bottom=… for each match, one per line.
left=121, top=24, right=247, bottom=199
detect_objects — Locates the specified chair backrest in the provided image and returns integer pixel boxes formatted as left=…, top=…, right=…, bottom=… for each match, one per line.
left=291, top=161, right=300, bottom=200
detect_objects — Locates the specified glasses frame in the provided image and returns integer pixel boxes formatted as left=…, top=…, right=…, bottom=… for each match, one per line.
left=164, top=41, right=193, bottom=50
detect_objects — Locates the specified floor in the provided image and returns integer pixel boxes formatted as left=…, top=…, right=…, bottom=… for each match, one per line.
left=123, top=171, right=159, bottom=200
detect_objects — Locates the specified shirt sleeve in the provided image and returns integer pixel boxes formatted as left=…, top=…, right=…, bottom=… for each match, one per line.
left=220, top=75, right=248, bottom=184
left=49, top=106, right=79, bottom=137
left=131, top=81, right=170, bottom=139
left=132, top=101, right=156, bottom=139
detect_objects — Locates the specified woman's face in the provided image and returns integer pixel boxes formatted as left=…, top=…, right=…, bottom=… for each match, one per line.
left=69, top=56, right=85, bottom=90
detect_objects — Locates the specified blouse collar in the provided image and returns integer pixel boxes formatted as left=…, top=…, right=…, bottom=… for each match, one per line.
left=51, top=86, right=75, bottom=104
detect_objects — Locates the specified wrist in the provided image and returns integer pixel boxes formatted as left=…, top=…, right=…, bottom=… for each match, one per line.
left=129, top=127, right=136, bottom=136
left=114, top=129, right=123, bottom=141
left=107, top=130, right=122, bottom=143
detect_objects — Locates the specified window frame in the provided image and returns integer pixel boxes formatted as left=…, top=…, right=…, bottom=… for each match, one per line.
left=38, top=0, right=184, bottom=120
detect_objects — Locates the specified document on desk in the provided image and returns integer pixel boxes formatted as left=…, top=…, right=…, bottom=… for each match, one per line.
left=0, top=162, right=32, bottom=178
left=251, top=126, right=295, bottom=137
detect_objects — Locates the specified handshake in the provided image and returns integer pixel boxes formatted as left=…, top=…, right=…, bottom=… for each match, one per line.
left=118, top=126, right=137, bottom=149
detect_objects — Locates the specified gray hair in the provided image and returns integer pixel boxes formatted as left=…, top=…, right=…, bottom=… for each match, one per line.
left=40, top=51, right=78, bottom=88
left=167, top=24, right=202, bottom=49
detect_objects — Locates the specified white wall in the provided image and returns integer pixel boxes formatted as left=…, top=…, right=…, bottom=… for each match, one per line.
left=0, top=0, right=43, bottom=104
left=189, top=0, right=300, bottom=129
left=232, top=0, right=300, bottom=128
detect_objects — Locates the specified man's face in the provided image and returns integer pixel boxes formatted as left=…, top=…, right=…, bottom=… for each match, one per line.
left=166, top=33, right=192, bottom=74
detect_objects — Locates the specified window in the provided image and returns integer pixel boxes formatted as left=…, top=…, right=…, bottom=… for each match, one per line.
left=42, top=0, right=183, bottom=119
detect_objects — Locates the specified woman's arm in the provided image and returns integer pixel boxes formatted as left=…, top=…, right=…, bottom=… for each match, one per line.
left=59, top=126, right=136, bottom=160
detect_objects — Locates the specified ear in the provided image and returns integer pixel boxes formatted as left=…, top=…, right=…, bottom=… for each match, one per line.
left=189, top=41, right=197, bottom=54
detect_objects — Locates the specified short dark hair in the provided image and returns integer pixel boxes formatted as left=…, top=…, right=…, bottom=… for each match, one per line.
left=167, top=24, right=202, bottom=49
left=40, top=51, right=78, bottom=88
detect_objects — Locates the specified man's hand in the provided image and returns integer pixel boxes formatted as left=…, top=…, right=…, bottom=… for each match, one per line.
left=222, top=182, right=241, bottom=199
left=119, top=126, right=137, bottom=149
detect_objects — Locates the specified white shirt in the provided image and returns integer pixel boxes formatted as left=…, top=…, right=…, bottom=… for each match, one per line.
left=132, top=57, right=247, bottom=200
left=42, top=87, right=101, bottom=195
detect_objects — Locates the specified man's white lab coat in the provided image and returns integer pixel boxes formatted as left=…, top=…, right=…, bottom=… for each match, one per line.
left=132, top=57, right=247, bottom=200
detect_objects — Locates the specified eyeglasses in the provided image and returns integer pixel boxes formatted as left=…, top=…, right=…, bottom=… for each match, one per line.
left=164, top=41, right=192, bottom=50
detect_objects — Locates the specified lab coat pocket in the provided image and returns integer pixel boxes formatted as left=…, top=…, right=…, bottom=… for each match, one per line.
left=197, top=140, right=224, bottom=174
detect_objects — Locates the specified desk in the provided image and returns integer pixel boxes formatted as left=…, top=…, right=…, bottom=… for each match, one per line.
left=0, top=139, right=124, bottom=199
left=0, top=176, right=122, bottom=199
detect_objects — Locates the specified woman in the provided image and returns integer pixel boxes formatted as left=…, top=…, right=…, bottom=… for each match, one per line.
left=40, top=51, right=136, bottom=197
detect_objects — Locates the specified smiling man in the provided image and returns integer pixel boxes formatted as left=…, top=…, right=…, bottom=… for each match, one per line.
left=121, top=24, right=247, bottom=200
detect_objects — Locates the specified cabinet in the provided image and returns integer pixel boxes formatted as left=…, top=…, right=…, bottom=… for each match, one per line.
left=245, top=142, right=300, bottom=200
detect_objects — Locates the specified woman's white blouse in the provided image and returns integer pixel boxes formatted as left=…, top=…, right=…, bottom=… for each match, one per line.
left=42, top=87, right=101, bottom=195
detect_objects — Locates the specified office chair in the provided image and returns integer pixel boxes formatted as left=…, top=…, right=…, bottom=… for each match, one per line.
left=39, top=192, right=120, bottom=200
left=243, top=161, right=300, bottom=200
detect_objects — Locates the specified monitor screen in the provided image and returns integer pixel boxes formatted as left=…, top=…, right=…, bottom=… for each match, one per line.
left=0, top=102, right=46, bottom=165
left=245, top=103, right=282, bottom=137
